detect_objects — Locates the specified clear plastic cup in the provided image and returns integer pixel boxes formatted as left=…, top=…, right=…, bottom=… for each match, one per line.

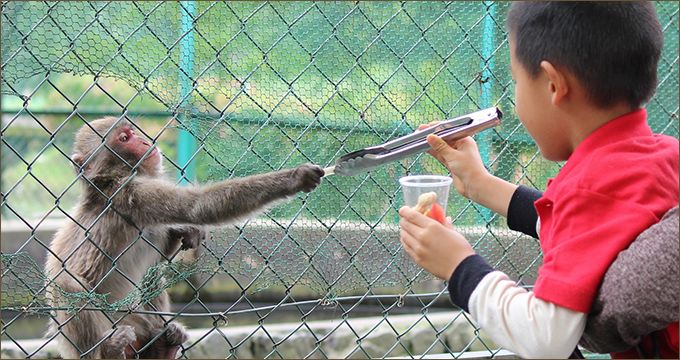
left=399, top=175, right=452, bottom=213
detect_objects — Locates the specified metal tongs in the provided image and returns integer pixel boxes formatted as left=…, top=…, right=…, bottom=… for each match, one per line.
left=324, top=107, right=502, bottom=177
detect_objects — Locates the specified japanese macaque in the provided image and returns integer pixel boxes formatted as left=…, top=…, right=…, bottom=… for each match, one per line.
left=44, top=117, right=324, bottom=359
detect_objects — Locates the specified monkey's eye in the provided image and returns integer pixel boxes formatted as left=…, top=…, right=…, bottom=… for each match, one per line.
left=119, top=133, right=129, bottom=142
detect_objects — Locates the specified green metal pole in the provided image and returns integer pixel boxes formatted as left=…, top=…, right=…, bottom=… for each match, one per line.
left=478, top=1, right=496, bottom=223
left=177, top=0, right=197, bottom=184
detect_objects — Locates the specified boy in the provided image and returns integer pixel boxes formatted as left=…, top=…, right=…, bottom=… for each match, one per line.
left=398, top=2, right=678, bottom=358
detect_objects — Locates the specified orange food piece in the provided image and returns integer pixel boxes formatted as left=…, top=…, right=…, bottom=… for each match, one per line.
left=424, top=202, right=446, bottom=224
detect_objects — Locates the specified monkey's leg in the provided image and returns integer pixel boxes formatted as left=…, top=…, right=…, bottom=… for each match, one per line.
left=52, top=275, right=137, bottom=359
left=57, top=307, right=138, bottom=359
left=50, top=309, right=134, bottom=357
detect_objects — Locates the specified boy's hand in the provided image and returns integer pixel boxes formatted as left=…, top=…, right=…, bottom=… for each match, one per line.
left=415, top=122, right=517, bottom=217
left=415, top=123, right=490, bottom=202
left=399, top=206, right=475, bottom=280
left=426, top=134, right=489, bottom=202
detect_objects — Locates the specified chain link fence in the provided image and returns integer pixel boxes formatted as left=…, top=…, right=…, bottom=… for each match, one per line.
left=1, top=1, right=678, bottom=358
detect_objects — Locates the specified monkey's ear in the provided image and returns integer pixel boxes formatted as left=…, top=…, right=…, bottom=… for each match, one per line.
left=71, top=154, right=88, bottom=174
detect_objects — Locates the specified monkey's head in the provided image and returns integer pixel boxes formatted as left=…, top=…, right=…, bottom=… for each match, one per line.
left=71, top=117, right=163, bottom=179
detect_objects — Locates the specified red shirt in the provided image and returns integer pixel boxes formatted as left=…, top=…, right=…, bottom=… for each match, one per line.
left=532, top=109, right=679, bottom=354
left=611, top=322, right=679, bottom=359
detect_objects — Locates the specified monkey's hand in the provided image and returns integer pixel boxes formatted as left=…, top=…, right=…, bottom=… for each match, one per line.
left=168, top=226, right=206, bottom=251
left=289, top=164, right=324, bottom=193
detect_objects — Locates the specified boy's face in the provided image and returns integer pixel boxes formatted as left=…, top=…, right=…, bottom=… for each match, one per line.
left=509, top=37, right=569, bottom=161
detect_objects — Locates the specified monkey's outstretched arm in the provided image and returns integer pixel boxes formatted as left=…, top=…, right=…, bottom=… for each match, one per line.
left=119, top=164, right=323, bottom=226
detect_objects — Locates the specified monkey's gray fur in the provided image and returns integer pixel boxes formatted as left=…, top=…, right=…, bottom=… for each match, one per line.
left=45, top=117, right=324, bottom=358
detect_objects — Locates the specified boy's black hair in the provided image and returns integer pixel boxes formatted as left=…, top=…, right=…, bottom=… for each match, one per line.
left=507, top=2, right=663, bottom=109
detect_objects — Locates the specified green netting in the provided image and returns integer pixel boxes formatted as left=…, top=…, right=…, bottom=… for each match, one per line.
left=1, top=1, right=678, bottom=358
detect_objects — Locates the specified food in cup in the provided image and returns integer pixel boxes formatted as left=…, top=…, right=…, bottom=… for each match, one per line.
left=413, top=192, right=447, bottom=224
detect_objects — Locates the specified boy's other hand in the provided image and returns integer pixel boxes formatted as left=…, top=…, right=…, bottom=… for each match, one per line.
left=426, top=134, right=490, bottom=203
left=399, top=206, right=475, bottom=280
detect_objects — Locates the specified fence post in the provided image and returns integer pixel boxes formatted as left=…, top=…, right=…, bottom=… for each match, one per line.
left=177, top=1, right=197, bottom=184
left=478, top=0, right=496, bottom=223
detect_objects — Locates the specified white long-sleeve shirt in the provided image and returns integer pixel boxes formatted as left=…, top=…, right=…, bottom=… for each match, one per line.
left=468, top=270, right=587, bottom=358
left=447, top=185, right=586, bottom=358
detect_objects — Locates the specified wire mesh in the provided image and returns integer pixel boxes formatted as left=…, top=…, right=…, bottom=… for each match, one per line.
left=1, top=1, right=678, bottom=359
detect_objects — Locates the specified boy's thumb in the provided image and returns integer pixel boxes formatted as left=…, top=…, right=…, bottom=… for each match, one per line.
left=427, top=134, right=453, bottom=154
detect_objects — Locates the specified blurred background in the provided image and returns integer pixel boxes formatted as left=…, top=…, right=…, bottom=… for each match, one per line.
left=1, top=1, right=677, bottom=358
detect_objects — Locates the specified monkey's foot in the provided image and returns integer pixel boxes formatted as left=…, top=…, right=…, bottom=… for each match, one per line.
left=161, top=323, right=188, bottom=359
left=165, top=322, right=189, bottom=346
left=137, top=322, right=189, bottom=359
left=100, top=325, right=137, bottom=359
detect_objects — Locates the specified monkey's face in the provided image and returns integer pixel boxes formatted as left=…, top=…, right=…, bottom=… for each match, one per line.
left=111, top=124, right=162, bottom=171
left=72, top=118, right=164, bottom=178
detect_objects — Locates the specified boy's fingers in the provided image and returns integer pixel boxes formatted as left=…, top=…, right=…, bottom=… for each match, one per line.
left=399, top=217, right=421, bottom=240
left=399, top=206, right=431, bottom=228
left=454, top=136, right=477, bottom=151
left=399, top=233, right=415, bottom=254
left=417, top=121, right=441, bottom=131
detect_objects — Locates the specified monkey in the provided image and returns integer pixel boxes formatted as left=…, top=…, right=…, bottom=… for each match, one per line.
left=44, top=116, right=324, bottom=359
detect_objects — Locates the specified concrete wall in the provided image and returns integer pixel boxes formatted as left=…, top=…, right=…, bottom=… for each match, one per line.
left=1, top=312, right=508, bottom=359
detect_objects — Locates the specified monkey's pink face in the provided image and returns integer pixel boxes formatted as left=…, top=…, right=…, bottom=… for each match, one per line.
left=114, top=126, right=161, bottom=168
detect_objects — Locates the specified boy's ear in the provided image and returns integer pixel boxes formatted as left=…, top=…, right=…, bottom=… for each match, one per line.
left=540, top=60, right=568, bottom=106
